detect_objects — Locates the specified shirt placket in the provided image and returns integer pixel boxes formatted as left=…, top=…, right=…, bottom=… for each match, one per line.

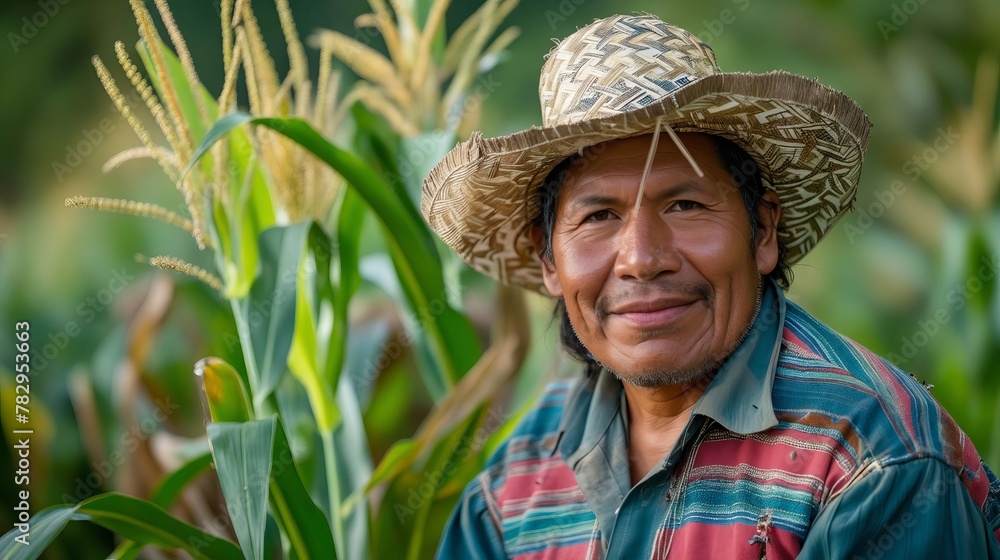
left=604, top=416, right=711, bottom=558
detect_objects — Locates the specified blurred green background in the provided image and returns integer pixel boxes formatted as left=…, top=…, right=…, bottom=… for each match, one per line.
left=1, top=0, right=998, bottom=557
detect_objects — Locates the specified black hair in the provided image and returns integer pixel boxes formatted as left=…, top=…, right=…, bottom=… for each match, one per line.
left=533, top=134, right=791, bottom=368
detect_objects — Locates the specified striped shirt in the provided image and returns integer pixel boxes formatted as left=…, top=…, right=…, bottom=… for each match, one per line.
left=437, top=280, right=1000, bottom=559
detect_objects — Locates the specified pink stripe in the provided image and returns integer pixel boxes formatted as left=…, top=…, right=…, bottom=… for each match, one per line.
left=693, top=432, right=851, bottom=494
left=655, top=523, right=802, bottom=559
left=512, top=541, right=595, bottom=560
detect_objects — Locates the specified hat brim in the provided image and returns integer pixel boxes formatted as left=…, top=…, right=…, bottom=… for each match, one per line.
left=422, top=70, right=872, bottom=294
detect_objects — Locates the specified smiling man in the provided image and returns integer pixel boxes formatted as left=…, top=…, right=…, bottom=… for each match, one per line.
left=422, top=14, right=1000, bottom=559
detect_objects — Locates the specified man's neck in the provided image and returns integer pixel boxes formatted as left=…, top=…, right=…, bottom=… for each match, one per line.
left=624, top=378, right=709, bottom=485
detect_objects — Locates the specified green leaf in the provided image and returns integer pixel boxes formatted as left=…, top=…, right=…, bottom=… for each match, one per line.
left=0, top=494, right=242, bottom=560
left=150, top=453, right=214, bottom=508
left=182, top=113, right=251, bottom=179
left=209, top=416, right=337, bottom=560
left=288, top=252, right=339, bottom=432
left=398, top=132, right=456, bottom=207
left=0, top=506, right=77, bottom=560
left=365, top=438, right=419, bottom=492
left=237, top=222, right=311, bottom=404
left=136, top=39, right=216, bottom=143
left=195, top=357, right=252, bottom=423
left=208, top=419, right=276, bottom=560
left=327, top=190, right=365, bottom=391
left=188, top=114, right=483, bottom=399
left=108, top=452, right=214, bottom=560
left=269, top=416, right=338, bottom=559
left=333, top=375, right=373, bottom=560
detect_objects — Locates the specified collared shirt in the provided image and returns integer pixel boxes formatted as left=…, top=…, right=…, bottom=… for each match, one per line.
left=437, top=280, right=1000, bottom=559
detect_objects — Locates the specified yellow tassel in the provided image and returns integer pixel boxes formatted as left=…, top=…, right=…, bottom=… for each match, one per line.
left=65, top=196, right=196, bottom=235
left=148, top=256, right=223, bottom=291
left=115, top=42, right=182, bottom=157
left=355, top=83, right=420, bottom=137
left=102, top=147, right=178, bottom=173
left=128, top=0, right=194, bottom=159
left=315, top=42, right=336, bottom=130
left=92, top=55, right=177, bottom=182
left=366, top=0, right=404, bottom=71
left=239, top=1, right=281, bottom=114
left=221, top=0, right=235, bottom=71
left=152, top=0, right=210, bottom=126
left=309, top=29, right=411, bottom=108
left=275, top=0, right=309, bottom=92
left=441, top=0, right=499, bottom=123
left=218, top=34, right=245, bottom=114
left=410, top=0, right=452, bottom=91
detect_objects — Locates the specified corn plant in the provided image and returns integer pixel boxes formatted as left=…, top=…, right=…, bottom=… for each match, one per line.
left=0, top=0, right=527, bottom=558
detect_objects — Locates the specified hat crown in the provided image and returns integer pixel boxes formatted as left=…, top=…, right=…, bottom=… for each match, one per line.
left=540, top=15, right=720, bottom=127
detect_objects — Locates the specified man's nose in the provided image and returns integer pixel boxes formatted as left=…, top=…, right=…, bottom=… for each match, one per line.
left=614, top=210, right=679, bottom=281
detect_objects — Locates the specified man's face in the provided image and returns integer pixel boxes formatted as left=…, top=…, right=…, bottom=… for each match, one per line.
left=537, top=133, right=780, bottom=385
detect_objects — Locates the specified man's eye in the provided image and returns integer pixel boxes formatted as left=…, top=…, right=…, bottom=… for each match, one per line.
left=585, top=210, right=612, bottom=222
left=671, top=200, right=702, bottom=212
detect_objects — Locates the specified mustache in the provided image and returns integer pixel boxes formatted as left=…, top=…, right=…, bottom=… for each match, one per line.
left=596, top=280, right=713, bottom=320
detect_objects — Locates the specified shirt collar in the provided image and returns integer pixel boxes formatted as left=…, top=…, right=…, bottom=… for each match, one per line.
left=555, top=278, right=786, bottom=458
left=691, top=278, right=785, bottom=435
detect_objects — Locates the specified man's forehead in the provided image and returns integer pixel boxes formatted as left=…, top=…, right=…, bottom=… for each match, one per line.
left=557, top=133, right=729, bottom=193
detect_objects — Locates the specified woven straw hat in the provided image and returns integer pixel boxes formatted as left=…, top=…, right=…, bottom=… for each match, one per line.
left=422, top=14, right=872, bottom=294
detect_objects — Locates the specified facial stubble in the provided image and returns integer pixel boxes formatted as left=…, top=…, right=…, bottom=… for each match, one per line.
left=587, top=280, right=761, bottom=388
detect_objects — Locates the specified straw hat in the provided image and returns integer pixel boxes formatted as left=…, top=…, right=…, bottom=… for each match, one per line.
left=422, top=14, right=872, bottom=294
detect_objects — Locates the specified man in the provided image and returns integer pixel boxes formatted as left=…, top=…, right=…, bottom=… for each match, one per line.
left=421, top=14, right=1000, bottom=558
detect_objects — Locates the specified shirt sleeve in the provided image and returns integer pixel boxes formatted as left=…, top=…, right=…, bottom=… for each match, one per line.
left=798, top=457, right=1000, bottom=559
left=436, top=475, right=506, bottom=560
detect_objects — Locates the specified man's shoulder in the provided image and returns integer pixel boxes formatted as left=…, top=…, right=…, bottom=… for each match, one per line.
left=775, top=299, right=978, bottom=472
left=475, top=378, right=589, bottom=511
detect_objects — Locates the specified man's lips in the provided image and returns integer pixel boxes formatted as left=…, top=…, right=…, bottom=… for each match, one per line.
left=607, top=297, right=698, bottom=327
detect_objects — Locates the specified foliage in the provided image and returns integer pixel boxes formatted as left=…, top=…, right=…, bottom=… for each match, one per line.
left=0, top=0, right=530, bottom=558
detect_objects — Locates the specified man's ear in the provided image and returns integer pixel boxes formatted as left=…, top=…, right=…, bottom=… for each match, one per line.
left=755, top=189, right=781, bottom=276
left=528, top=224, right=563, bottom=297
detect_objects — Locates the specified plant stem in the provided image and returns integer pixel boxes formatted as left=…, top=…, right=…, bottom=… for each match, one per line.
left=321, top=428, right=346, bottom=559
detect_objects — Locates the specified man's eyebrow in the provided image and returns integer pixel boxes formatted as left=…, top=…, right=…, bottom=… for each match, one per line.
left=566, top=180, right=709, bottom=210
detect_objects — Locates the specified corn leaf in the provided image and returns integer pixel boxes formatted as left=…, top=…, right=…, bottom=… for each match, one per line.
left=207, top=419, right=275, bottom=560
left=239, top=222, right=311, bottom=404
left=288, top=253, right=339, bottom=432
left=136, top=39, right=217, bottom=143
left=187, top=114, right=482, bottom=398
left=196, top=356, right=252, bottom=423
left=327, top=196, right=364, bottom=391
left=0, top=493, right=242, bottom=560
left=107, top=452, right=214, bottom=560
left=332, top=375, right=373, bottom=560
left=219, top=415, right=337, bottom=560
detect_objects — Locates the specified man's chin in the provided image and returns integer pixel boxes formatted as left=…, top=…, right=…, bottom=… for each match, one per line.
left=606, top=362, right=718, bottom=389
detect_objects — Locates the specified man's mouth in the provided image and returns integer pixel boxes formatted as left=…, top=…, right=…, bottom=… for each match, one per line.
left=607, top=297, right=698, bottom=327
